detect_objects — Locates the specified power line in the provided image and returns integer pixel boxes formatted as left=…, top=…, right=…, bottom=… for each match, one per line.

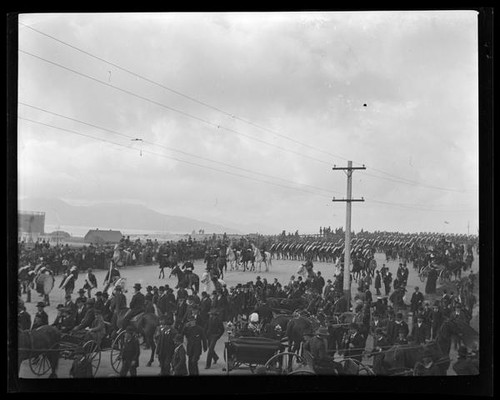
left=19, top=23, right=471, bottom=194
left=18, top=102, right=338, bottom=195
left=18, top=116, right=335, bottom=199
left=19, top=113, right=476, bottom=214
left=19, top=49, right=332, bottom=168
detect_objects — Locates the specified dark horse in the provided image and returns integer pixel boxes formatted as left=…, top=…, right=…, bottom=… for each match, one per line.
left=241, top=248, right=255, bottom=272
left=18, top=325, right=60, bottom=378
left=285, top=314, right=320, bottom=353
left=115, top=309, right=159, bottom=367
left=169, top=265, right=200, bottom=294
left=375, top=318, right=479, bottom=375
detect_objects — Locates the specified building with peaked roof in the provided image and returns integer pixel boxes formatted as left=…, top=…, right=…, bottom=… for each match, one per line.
left=84, top=229, right=123, bottom=244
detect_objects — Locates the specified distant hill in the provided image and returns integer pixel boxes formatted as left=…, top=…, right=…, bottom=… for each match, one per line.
left=18, top=198, right=242, bottom=235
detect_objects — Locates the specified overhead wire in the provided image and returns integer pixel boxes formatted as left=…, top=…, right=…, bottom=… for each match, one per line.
left=18, top=102, right=338, bottom=195
left=18, top=116, right=335, bottom=200
left=19, top=22, right=472, bottom=194
left=18, top=113, right=475, bottom=214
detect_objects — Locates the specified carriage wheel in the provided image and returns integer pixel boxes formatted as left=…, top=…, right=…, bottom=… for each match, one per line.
left=223, top=346, right=231, bottom=375
left=82, top=340, right=101, bottom=377
left=110, top=330, right=125, bottom=374
left=264, top=352, right=308, bottom=375
left=287, top=369, right=316, bottom=375
left=28, top=351, right=52, bottom=376
left=339, top=358, right=376, bottom=376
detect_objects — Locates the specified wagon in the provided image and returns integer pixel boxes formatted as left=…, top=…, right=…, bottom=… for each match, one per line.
left=224, top=336, right=301, bottom=375
left=27, top=331, right=102, bottom=377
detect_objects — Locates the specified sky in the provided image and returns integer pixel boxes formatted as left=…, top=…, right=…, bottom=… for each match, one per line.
left=17, top=11, right=479, bottom=235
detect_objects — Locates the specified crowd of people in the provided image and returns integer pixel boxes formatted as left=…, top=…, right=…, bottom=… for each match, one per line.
left=18, top=245, right=478, bottom=377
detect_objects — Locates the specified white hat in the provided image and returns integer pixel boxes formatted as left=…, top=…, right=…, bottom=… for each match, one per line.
left=250, top=313, right=259, bottom=323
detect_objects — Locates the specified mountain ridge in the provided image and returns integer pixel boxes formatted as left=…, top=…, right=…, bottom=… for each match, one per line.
left=18, top=197, right=243, bottom=234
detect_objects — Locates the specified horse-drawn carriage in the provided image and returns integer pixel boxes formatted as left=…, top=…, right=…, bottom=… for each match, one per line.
left=223, top=335, right=308, bottom=375
left=22, top=328, right=102, bottom=378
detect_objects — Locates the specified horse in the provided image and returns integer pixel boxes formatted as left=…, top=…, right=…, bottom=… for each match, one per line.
left=264, top=251, right=272, bottom=270
left=241, top=248, right=255, bottom=272
left=226, top=246, right=237, bottom=271
left=286, top=314, right=320, bottom=354
left=252, top=244, right=265, bottom=273
left=18, top=325, right=60, bottom=378
left=376, top=318, right=479, bottom=375
left=169, top=265, right=200, bottom=294
left=115, top=309, right=158, bottom=367
left=214, top=256, right=226, bottom=279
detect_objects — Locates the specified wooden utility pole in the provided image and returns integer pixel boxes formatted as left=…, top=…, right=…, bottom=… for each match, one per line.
left=332, top=161, right=366, bottom=310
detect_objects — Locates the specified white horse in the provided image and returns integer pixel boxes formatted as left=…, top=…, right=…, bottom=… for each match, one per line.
left=252, top=244, right=265, bottom=273
left=226, top=246, right=237, bottom=271
left=264, top=251, right=272, bottom=270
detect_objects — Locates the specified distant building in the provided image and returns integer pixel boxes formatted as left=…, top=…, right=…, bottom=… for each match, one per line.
left=18, top=210, right=45, bottom=242
left=84, top=229, right=123, bottom=244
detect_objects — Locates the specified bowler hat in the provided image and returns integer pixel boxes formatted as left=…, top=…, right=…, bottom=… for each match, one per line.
left=95, top=291, right=103, bottom=296
left=56, top=304, right=64, bottom=309
left=36, top=302, right=46, bottom=308
left=133, top=283, right=142, bottom=290
left=159, top=286, right=165, bottom=292
left=146, top=285, right=153, bottom=291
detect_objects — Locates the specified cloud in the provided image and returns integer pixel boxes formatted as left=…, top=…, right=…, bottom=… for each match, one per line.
left=17, top=11, right=479, bottom=234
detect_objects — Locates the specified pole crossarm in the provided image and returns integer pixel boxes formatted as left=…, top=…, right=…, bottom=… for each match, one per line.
left=332, top=198, right=365, bottom=202
left=332, top=165, right=367, bottom=170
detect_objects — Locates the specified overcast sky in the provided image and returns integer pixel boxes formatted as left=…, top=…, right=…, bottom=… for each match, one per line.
left=17, top=11, right=479, bottom=235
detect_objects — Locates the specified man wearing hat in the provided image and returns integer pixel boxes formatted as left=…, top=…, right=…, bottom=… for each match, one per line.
left=171, top=334, right=188, bottom=376
left=122, top=283, right=145, bottom=330
left=144, top=293, right=156, bottom=315
left=156, top=286, right=168, bottom=316
left=18, top=304, right=32, bottom=331
left=120, top=325, right=141, bottom=377
left=86, top=308, right=106, bottom=347
left=430, top=301, right=444, bottom=340
left=77, top=288, right=87, bottom=303
left=304, top=327, right=341, bottom=374
left=374, top=270, right=382, bottom=295
left=73, top=298, right=96, bottom=332
left=410, top=286, right=425, bottom=314
left=412, top=315, right=431, bottom=345
left=453, top=346, right=479, bottom=375
left=205, top=309, right=224, bottom=369
left=32, top=302, right=49, bottom=330
left=199, top=291, right=212, bottom=331
left=323, top=279, right=333, bottom=298
left=182, top=317, right=208, bottom=375
left=154, top=314, right=178, bottom=375
left=342, top=323, right=366, bottom=362
left=94, top=291, right=105, bottom=313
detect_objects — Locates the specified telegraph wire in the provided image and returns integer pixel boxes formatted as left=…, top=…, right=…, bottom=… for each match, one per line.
left=19, top=23, right=471, bottom=194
